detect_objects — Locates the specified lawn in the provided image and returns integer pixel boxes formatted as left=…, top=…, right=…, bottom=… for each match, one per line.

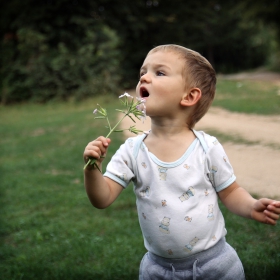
left=214, top=79, right=280, bottom=115
left=0, top=79, right=279, bottom=279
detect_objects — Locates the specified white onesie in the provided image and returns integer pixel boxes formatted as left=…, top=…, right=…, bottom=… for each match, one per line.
left=104, top=130, right=236, bottom=258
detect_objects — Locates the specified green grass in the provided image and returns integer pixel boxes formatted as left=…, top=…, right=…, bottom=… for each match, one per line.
left=0, top=82, right=279, bottom=279
left=214, top=79, right=280, bottom=115
left=0, top=97, right=145, bottom=279
left=221, top=202, right=280, bottom=279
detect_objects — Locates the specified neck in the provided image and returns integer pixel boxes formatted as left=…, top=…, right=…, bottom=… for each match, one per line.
left=144, top=117, right=196, bottom=162
left=149, top=117, right=192, bottom=138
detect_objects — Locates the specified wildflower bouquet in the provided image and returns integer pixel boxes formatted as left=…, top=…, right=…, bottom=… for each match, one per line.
left=83, top=92, right=146, bottom=171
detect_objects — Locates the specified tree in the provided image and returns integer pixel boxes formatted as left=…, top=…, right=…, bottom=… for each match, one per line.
left=0, top=0, right=277, bottom=103
left=95, top=0, right=272, bottom=85
left=0, top=0, right=121, bottom=104
left=239, top=0, right=280, bottom=40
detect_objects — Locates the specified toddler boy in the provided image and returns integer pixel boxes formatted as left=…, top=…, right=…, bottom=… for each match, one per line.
left=84, top=44, right=280, bottom=279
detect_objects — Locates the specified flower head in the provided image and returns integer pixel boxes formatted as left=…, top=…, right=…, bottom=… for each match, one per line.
left=93, top=109, right=98, bottom=114
left=119, top=92, right=133, bottom=99
left=136, top=97, right=146, bottom=103
left=136, top=97, right=146, bottom=122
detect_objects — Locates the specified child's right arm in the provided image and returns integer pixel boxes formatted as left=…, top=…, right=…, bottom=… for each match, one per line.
left=83, top=136, right=123, bottom=209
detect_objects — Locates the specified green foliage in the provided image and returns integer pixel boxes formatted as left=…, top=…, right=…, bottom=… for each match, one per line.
left=0, top=1, right=121, bottom=104
left=240, top=0, right=280, bottom=42
left=98, top=0, right=276, bottom=84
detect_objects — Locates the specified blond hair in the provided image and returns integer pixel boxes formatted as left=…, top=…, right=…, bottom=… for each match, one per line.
left=148, top=45, right=216, bottom=128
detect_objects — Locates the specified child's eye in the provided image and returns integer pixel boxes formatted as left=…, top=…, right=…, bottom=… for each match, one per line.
left=140, top=72, right=146, bottom=77
left=156, top=71, right=165, bottom=76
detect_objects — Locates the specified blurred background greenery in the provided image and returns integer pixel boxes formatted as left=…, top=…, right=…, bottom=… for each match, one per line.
left=1, top=0, right=280, bottom=104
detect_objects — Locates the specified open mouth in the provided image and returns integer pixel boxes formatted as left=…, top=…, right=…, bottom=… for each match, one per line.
left=140, top=87, right=150, bottom=98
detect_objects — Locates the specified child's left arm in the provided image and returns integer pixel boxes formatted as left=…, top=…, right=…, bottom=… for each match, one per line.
left=218, top=182, right=280, bottom=225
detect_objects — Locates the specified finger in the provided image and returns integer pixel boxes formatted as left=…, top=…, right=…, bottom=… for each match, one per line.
left=84, top=137, right=111, bottom=160
left=267, top=202, right=280, bottom=214
left=91, top=142, right=107, bottom=156
left=84, top=147, right=101, bottom=163
left=86, top=148, right=101, bottom=159
left=264, top=209, right=279, bottom=221
left=93, top=138, right=111, bottom=155
left=264, top=216, right=277, bottom=226
left=270, top=201, right=280, bottom=208
left=259, top=198, right=276, bottom=208
left=96, top=136, right=111, bottom=148
left=90, top=138, right=108, bottom=152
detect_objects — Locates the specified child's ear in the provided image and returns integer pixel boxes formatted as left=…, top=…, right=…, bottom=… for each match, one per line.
left=180, top=88, right=201, bottom=107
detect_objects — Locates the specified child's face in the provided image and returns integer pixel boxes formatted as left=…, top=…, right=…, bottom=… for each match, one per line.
left=136, top=50, right=187, bottom=118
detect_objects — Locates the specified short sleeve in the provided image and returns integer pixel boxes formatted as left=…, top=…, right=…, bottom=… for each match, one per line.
left=104, top=137, right=136, bottom=188
left=206, top=137, right=236, bottom=192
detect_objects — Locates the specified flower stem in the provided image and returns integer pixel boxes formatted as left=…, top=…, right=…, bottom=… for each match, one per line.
left=84, top=95, right=145, bottom=171
left=106, top=116, right=112, bottom=131
left=84, top=113, right=129, bottom=170
left=105, top=113, right=128, bottom=138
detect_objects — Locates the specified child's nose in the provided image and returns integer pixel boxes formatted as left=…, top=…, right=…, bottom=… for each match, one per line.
left=140, top=72, right=151, bottom=83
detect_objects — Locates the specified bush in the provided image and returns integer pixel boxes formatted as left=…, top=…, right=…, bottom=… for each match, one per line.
left=1, top=19, right=121, bottom=104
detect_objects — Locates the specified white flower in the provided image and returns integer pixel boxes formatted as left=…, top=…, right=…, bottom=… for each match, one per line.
left=141, top=106, right=146, bottom=123
left=93, top=109, right=98, bottom=114
left=136, top=97, right=146, bottom=103
left=136, top=99, right=146, bottom=123
left=119, top=92, right=133, bottom=99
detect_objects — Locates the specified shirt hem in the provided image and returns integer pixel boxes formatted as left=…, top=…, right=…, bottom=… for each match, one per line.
left=216, top=175, right=236, bottom=192
left=104, top=172, right=128, bottom=188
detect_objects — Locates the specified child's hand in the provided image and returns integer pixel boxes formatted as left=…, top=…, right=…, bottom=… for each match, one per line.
left=83, top=136, right=111, bottom=169
left=252, top=199, right=280, bottom=225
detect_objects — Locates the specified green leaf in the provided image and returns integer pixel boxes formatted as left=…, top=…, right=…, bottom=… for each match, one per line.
left=127, top=114, right=136, bottom=123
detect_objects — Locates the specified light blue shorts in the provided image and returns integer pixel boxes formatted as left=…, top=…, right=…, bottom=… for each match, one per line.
left=139, top=238, right=245, bottom=280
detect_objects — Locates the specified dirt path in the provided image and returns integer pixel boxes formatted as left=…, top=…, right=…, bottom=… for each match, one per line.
left=119, top=72, right=280, bottom=199
left=196, top=109, right=280, bottom=199
left=196, top=107, right=280, bottom=147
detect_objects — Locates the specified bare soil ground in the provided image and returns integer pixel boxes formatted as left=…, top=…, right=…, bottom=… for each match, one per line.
left=120, top=71, right=280, bottom=199
left=195, top=109, right=280, bottom=199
